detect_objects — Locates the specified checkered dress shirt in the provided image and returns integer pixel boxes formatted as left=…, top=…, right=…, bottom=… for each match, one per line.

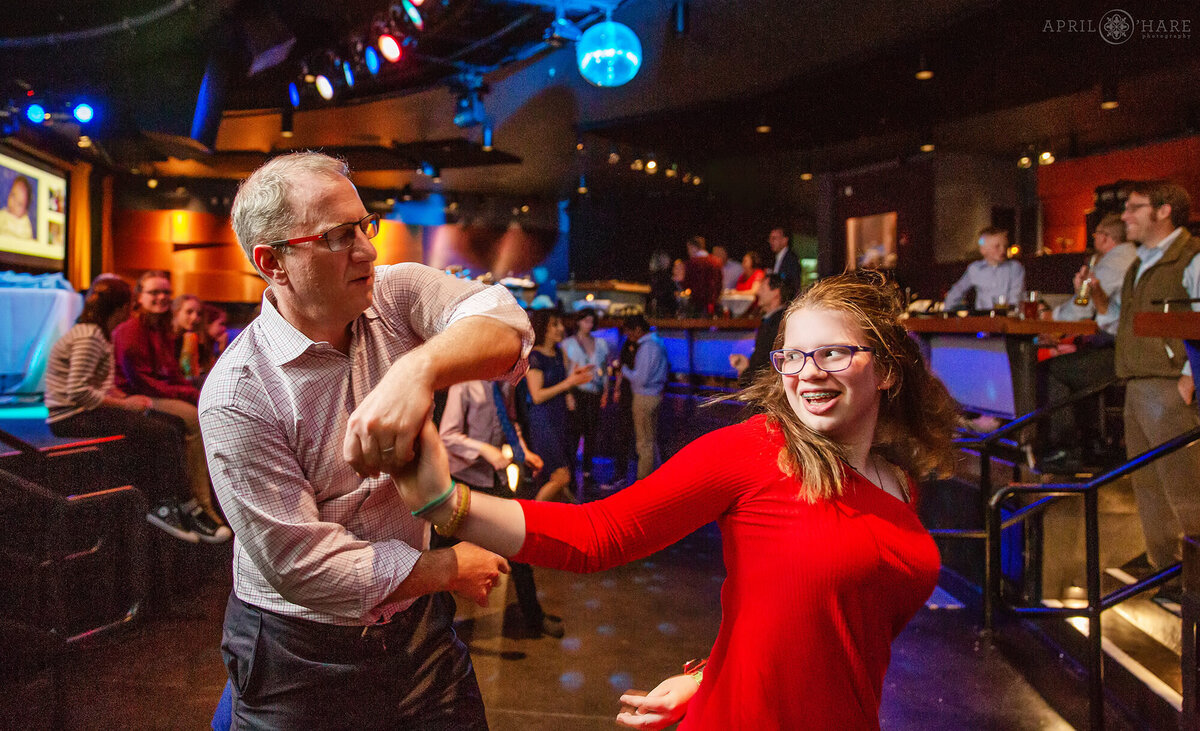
left=199, top=264, right=532, bottom=625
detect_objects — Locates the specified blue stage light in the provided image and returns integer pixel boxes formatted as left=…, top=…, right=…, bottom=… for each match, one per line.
left=25, top=104, right=46, bottom=124
left=576, top=21, right=642, bottom=88
left=72, top=103, right=95, bottom=124
left=288, top=81, right=301, bottom=108
left=364, top=46, right=381, bottom=75
left=342, top=61, right=356, bottom=88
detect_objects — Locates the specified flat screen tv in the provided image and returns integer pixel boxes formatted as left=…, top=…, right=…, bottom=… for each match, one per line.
left=0, top=147, right=67, bottom=270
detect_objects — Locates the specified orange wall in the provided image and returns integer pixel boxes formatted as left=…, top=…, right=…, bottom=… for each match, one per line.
left=1038, top=135, right=1200, bottom=253
left=112, top=210, right=423, bottom=303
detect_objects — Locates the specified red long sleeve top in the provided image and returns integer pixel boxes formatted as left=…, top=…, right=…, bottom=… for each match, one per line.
left=513, top=416, right=940, bottom=730
left=112, top=314, right=200, bottom=404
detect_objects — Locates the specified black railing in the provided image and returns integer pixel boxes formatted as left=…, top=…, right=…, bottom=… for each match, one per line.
left=985, top=425, right=1200, bottom=731
left=930, top=377, right=1121, bottom=542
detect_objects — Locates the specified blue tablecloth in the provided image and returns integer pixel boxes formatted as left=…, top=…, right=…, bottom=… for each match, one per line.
left=0, top=287, right=83, bottom=394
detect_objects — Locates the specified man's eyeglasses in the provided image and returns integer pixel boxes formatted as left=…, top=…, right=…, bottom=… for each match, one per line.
left=769, top=345, right=875, bottom=375
left=144, top=289, right=173, bottom=297
left=265, top=213, right=381, bottom=252
left=1123, top=202, right=1152, bottom=213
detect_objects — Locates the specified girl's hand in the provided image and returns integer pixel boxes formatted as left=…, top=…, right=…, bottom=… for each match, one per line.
left=615, top=674, right=698, bottom=729
left=391, top=419, right=453, bottom=512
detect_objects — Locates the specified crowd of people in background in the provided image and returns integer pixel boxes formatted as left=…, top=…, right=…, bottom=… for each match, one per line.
left=44, top=269, right=233, bottom=543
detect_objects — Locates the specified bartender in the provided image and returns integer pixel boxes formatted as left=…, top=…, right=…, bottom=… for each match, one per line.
left=943, top=227, right=1025, bottom=310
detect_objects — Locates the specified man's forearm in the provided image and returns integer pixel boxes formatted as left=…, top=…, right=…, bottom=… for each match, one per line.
left=405, top=316, right=524, bottom=390
left=384, top=547, right=455, bottom=603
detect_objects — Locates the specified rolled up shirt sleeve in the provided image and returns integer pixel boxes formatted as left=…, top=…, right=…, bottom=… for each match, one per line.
left=373, top=264, right=533, bottom=383
left=202, top=402, right=421, bottom=622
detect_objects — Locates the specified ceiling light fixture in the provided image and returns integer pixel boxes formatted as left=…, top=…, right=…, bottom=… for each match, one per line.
left=800, top=172, right=814, bottom=181
left=577, top=16, right=643, bottom=88
left=1100, top=80, right=1119, bottom=110
left=920, top=143, right=935, bottom=153
left=577, top=174, right=588, bottom=195
left=314, top=73, right=335, bottom=101
left=281, top=107, right=294, bottom=137
left=397, top=1, right=424, bottom=32
left=645, top=159, right=658, bottom=174
left=1017, top=155, right=1032, bottom=169
left=481, top=123, right=494, bottom=152
left=378, top=33, right=403, bottom=63
left=755, top=124, right=771, bottom=134
left=1039, top=150, right=1055, bottom=165
left=364, top=45, right=381, bottom=75
left=915, top=55, right=933, bottom=81
left=72, top=103, right=94, bottom=124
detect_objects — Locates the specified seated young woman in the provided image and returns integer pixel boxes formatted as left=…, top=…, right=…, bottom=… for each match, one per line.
left=45, top=275, right=199, bottom=542
left=391, top=271, right=960, bottom=731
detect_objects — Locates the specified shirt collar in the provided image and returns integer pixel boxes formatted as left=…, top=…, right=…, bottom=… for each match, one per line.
left=637, top=332, right=657, bottom=344
left=256, top=288, right=330, bottom=366
left=1148, top=227, right=1185, bottom=252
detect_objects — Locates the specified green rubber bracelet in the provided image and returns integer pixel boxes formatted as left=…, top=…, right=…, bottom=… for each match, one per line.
left=412, top=479, right=457, bottom=518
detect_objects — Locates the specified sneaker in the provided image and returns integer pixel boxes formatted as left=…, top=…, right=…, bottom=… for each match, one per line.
left=184, top=502, right=233, bottom=544
left=147, top=501, right=200, bottom=543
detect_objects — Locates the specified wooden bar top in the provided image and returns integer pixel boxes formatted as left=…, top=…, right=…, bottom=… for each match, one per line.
left=903, top=315, right=1097, bottom=337
left=1134, top=311, right=1200, bottom=339
left=595, top=316, right=761, bottom=331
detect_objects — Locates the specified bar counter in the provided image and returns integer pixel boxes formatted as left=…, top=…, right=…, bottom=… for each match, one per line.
left=1135, top=311, right=1200, bottom=390
left=591, top=315, right=761, bottom=382
left=904, top=315, right=1097, bottom=419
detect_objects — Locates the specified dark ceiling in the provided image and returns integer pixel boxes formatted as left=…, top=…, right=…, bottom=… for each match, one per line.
left=3, top=0, right=1199, bottom=197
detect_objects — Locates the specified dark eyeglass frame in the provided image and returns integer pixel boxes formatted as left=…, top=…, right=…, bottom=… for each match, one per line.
left=264, top=212, right=381, bottom=252
left=769, top=344, right=875, bottom=375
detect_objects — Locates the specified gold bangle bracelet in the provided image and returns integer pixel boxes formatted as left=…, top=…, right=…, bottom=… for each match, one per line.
left=435, top=482, right=471, bottom=537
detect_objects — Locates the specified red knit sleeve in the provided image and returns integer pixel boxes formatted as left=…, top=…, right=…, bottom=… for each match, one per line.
left=513, top=418, right=778, bottom=572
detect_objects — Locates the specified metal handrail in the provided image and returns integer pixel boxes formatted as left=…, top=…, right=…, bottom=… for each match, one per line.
left=984, top=424, right=1200, bottom=731
left=929, top=378, right=1123, bottom=542
left=956, top=377, right=1121, bottom=448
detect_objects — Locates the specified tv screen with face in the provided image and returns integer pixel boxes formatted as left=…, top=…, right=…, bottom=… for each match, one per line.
left=0, top=147, right=67, bottom=269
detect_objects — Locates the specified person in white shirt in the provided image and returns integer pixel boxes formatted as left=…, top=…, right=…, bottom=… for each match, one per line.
left=200, top=152, right=532, bottom=728
left=1041, top=214, right=1138, bottom=467
left=943, top=227, right=1025, bottom=310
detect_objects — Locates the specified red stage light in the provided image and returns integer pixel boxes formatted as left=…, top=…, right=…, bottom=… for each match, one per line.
left=378, top=34, right=402, bottom=63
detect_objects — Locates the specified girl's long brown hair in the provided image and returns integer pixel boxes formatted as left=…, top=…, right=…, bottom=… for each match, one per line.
left=738, top=271, right=959, bottom=502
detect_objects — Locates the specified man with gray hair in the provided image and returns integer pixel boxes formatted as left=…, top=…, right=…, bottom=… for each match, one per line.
left=201, top=151, right=533, bottom=728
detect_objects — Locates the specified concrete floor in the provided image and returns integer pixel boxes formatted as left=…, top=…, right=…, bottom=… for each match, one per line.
left=44, top=394, right=1074, bottom=730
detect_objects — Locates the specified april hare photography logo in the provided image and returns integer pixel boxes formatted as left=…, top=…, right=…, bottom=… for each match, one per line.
left=1100, top=9, right=1134, bottom=44
left=1043, top=8, right=1190, bottom=42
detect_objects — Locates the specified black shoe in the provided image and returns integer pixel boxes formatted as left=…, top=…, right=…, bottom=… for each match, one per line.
left=1038, top=449, right=1084, bottom=474
left=184, top=501, right=233, bottom=544
left=147, top=501, right=200, bottom=543
left=1151, top=587, right=1183, bottom=615
left=526, top=615, right=565, bottom=639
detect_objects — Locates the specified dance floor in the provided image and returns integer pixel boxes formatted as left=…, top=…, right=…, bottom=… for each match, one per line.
left=27, top=395, right=1078, bottom=729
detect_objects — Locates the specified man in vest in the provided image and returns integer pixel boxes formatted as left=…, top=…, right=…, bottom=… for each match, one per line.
left=1115, top=180, right=1199, bottom=605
